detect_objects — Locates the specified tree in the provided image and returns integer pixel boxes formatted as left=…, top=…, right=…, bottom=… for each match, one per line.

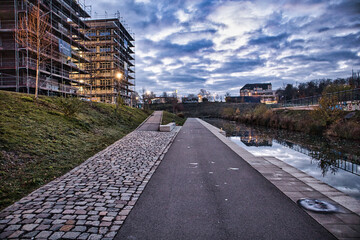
left=311, top=84, right=349, bottom=126
left=161, top=91, right=168, bottom=98
left=199, top=89, right=210, bottom=98
left=15, top=0, right=52, bottom=99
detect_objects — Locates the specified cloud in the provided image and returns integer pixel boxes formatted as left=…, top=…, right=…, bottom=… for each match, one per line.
left=84, top=0, right=360, bottom=96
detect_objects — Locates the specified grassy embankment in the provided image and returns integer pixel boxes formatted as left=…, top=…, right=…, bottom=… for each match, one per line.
left=221, top=104, right=360, bottom=140
left=161, top=111, right=186, bottom=126
left=0, top=91, right=151, bottom=210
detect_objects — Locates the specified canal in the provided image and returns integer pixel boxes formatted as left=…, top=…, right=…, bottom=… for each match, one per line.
left=204, top=118, right=360, bottom=200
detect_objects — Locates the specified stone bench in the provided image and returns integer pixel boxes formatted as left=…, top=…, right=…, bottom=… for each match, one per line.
left=159, top=122, right=176, bottom=132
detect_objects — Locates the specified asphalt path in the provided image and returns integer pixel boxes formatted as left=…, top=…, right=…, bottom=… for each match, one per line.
left=116, top=118, right=336, bottom=240
left=137, top=111, right=162, bottom=131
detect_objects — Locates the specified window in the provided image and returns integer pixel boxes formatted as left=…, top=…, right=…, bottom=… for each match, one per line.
left=100, top=62, right=111, bottom=69
left=89, top=47, right=96, bottom=52
left=86, top=31, right=96, bottom=36
left=99, top=30, right=111, bottom=36
left=0, top=37, right=2, bottom=47
left=101, top=69, right=111, bottom=74
left=100, top=79, right=111, bottom=86
left=100, top=47, right=111, bottom=52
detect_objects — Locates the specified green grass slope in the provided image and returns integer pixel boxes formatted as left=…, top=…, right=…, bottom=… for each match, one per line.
left=161, top=111, right=186, bottom=126
left=0, top=91, right=149, bottom=210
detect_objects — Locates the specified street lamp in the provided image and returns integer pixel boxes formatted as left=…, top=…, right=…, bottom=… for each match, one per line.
left=115, top=72, right=123, bottom=106
left=116, top=72, right=123, bottom=80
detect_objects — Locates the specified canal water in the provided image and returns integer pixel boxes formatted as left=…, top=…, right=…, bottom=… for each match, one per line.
left=204, top=118, right=360, bottom=200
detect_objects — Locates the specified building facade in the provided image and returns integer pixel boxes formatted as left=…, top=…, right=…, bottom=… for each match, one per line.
left=240, top=83, right=277, bottom=104
left=0, top=0, right=91, bottom=96
left=72, top=18, right=135, bottom=104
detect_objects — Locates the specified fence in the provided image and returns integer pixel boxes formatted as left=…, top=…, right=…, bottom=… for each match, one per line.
left=278, top=88, right=360, bottom=110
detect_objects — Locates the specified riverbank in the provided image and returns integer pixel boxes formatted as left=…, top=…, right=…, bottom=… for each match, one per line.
left=0, top=91, right=151, bottom=210
left=222, top=105, right=360, bottom=140
left=205, top=118, right=360, bottom=200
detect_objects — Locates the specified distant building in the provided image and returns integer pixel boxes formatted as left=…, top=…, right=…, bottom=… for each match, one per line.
left=226, top=96, right=261, bottom=103
left=240, top=83, right=277, bottom=104
left=72, top=18, right=135, bottom=104
left=150, top=96, right=177, bottom=104
left=182, top=96, right=198, bottom=103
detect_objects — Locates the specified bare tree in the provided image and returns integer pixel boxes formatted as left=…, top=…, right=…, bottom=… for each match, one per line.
left=15, top=1, right=52, bottom=99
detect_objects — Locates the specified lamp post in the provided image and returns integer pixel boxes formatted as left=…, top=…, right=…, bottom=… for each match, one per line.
left=115, top=72, right=123, bottom=108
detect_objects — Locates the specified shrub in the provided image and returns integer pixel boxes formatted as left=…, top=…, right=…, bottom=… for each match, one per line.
left=177, top=112, right=184, bottom=118
left=222, top=107, right=235, bottom=118
left=327, top=120, right=360, bottom=140
left=21, top=96, right=34, bottom=102
left=58, top=97, right=82, bottom=117
left=253, top=104, right=268, bottom=118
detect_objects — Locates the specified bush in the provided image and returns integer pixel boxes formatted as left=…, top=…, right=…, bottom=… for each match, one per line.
left=177, top=113, right=184, bottom=118
left=58, top=97, right=82, bottom=117
left=327, top=120, right=360, bottom=140
left=253, top=104, right=268, bottom=118
left=21, top=96, right=34, bottom=102
left=222, top=107, right=235, bottom=118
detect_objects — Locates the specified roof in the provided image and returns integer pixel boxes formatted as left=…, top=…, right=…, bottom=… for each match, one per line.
left=240, top=83, right=271, bottom=91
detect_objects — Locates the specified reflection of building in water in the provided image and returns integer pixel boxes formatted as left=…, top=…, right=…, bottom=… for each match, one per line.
left=275, top=139, right=360, bottom=176
left=239, top=129, right=272, bottom=147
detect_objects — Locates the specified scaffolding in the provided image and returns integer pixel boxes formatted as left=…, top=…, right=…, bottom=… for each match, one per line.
left=71, top=13, right=135, bottom=105
left=0, top=0, right=91, bottom=97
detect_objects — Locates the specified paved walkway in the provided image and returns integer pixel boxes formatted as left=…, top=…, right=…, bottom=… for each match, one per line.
left=137, top=111, right=163, bottom=131
left=116, top=118, right=336, bottom=240
left=0, top=129, right=178, bottom=239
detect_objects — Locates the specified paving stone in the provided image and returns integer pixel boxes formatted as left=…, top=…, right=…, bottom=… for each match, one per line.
left=35, top=224, right=50, bottom=231
left=88, top=226, right=99, bottom=233
left=78, top=233, right=90, bottom=240
left=23, top=230, right=39, bottom=238
left=36, top=230, right=52, bottom=238
left=8, top=230, right=24, bottom=239
left=50, top=224, right=63, bottom=231
left=4, top=224, right=21, bottom=231
left=88, top=234, right=104, bottom=240
left=0, top=130, right=177, bottom=239
left=105, top=231, right=117, bottom=238
left=62, top=231, right=81, bottom=239
left=72, top=225, right=87, bottom=232
left=100, top=221, right=112, bottom=227
left=22, top=223, right=39, bottom=231
left=49, top=232, right=65, bottom=240
left=60, top=224, right=74, bottom=231
left=0, top=231, right=14, bottom=239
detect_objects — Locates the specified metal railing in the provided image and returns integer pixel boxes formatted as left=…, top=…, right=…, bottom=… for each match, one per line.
left=278, top=88, right=360, bottom=108
left=0, top=74, right=78, bottom=94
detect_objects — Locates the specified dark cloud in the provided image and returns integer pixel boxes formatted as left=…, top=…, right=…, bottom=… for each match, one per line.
left=86, top=0, right=360, bottom=96
left=216, top=58, right=265, bottom=73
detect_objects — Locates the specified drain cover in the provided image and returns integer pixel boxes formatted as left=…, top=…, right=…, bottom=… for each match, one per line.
left=297, top=198, right=338, bottom=213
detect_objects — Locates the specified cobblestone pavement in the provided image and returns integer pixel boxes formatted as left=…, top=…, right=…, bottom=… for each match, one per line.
left=0, top=130, right=178, bottom=239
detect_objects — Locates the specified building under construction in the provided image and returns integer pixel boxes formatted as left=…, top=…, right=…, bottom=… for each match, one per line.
left=0, top=0, right=91, bottom=96
left=72, top=17, right=135, bottom=104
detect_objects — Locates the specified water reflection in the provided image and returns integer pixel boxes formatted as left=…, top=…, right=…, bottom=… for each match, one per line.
left=206, top=118, right=360, bottom=200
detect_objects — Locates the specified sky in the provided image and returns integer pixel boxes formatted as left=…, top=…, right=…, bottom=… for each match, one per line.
left=85, top=0, right=360, bottom=97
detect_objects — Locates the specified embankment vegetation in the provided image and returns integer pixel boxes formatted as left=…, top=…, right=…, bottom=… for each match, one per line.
left=220, top=94, right=360, bottom=140
left=162, top=111, right=186, bottom=126
left=0, top=91, right=150, bottom=210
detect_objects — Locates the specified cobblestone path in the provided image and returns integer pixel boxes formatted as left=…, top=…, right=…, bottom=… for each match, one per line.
left=0, top=130, right=177, bottom=239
